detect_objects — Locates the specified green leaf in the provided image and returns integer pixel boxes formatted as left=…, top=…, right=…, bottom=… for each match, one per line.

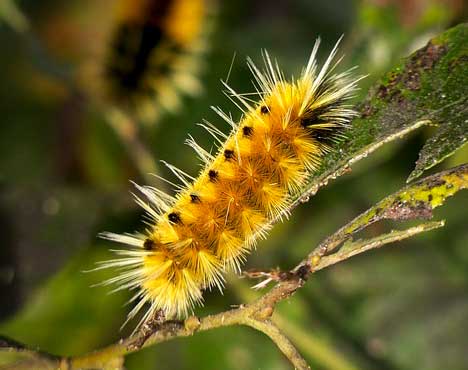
left=405, top=25, right=468, bottom=181
left=290, top=23, right=468, bottom=210
left=0, top=247, right=130, bottom=357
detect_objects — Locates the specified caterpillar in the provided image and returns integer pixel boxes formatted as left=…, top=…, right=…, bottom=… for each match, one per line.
left=97, top=38, right=361, bottom=328
left=81, top=0, right=214, bottom=123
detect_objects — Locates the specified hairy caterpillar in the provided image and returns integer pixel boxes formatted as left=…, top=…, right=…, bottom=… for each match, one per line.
left=98, top=38, right=361, bottom=328
left=81, top=0, right=213, bottom=122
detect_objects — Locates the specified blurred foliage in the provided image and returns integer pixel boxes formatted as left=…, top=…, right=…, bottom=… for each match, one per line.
left=0, top=1, right=467, bottom=370
left=0, top=0, right=29, bottom=33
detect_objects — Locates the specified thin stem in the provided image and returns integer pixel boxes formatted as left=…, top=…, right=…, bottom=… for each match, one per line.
left=69, top=280, right=304, bottom=369
left=245, top=318, right=310, bottom=370
left=313, top=221, right=445, bottom=271
left=233, top=280, right=361, bottom=370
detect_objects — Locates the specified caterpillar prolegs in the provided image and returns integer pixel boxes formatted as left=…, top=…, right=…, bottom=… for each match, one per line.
left=98, top=38, right=362, bottom=328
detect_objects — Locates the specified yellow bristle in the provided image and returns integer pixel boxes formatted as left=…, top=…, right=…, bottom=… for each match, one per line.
left=154, top=219, right=180, bottom=244
left=274, top=156, right=306, bottom=192
left=292, top=134, right=325, bottom=169
left=143, top=267, right=202, bottom=317
left=143, top=254, right=174, bottom=282
left=97, top=37, right=363, bottom=328
left=176, top=200, right=200, bottom=224
left=216, top=161, right=239, bottom=181
left=185, top=248, right=224, bottom=289
left=216, top=230, right=248, bottom=272
left=256, top=183, right=289, bottom=217
left=239, top=208, right=267, bottom=237
left=192, top=180, right=220, bottom=203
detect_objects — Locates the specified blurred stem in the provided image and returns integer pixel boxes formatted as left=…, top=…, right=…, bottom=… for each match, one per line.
left=233, top=280, right=360, bottom=370
left=275, top=316, right=360, bottom=370
left=106, top=109, right=160, bottom=182
left=3, top=3, right=159, bottom=183
left=245, top=318, right=310, bottom=370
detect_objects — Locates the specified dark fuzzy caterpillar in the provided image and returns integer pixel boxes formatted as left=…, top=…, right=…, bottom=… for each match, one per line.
left=87, top=0, right=214, bottom=123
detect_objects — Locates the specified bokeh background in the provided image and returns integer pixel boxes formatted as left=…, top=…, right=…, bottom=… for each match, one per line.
left=0, top=1, right=467, bottom=369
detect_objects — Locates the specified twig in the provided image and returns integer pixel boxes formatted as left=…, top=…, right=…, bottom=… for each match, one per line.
left=295, top=163, right=467, bottom=274
left=69, top=279, right=305, bottom=370
left=313, top=220, right=445, bottom=271
left=0, top=0, right=30, bottom=33
left=2, top=167, right=465, bottom=369
left=245, top=319, right=310, bottom=370
left=65, top=220, right=443, bottom=369
left=0, top=223, right=448, bottom=370
left=233, top=281, right=360, bottom=370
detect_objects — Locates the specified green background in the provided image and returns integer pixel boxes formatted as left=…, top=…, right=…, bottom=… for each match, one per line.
left=0, top=1, right=467, bottom=369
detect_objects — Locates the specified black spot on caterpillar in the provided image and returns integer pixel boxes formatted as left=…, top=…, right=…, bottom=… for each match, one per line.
left=168, top=212, right=181, bottom=224
left=143, top=238, right=155, bottom=250
left=224, top=149, right=235, bottom=160
left=208, top=169, right=219, bottom=182
left=190, top=193, right=201, bottom=203
left=90, top=0, right=215, bottom=123
left=242, top=126, right=254, bottom=137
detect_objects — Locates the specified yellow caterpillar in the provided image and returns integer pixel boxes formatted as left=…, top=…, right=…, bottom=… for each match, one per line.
left=98, top=38, right=361, bottom=328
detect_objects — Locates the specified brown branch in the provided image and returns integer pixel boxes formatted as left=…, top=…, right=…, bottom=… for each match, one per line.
left=0, top=223, right=449, bottom=370
left=245, top=319, right=310, bottom=370
left=293, top=163, right=467, bottom=275
left=312, top=220, right=445, bottom=271
left=68, top=279, right=306, bottom=370
left=67, top=219, right=444, bottom=370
